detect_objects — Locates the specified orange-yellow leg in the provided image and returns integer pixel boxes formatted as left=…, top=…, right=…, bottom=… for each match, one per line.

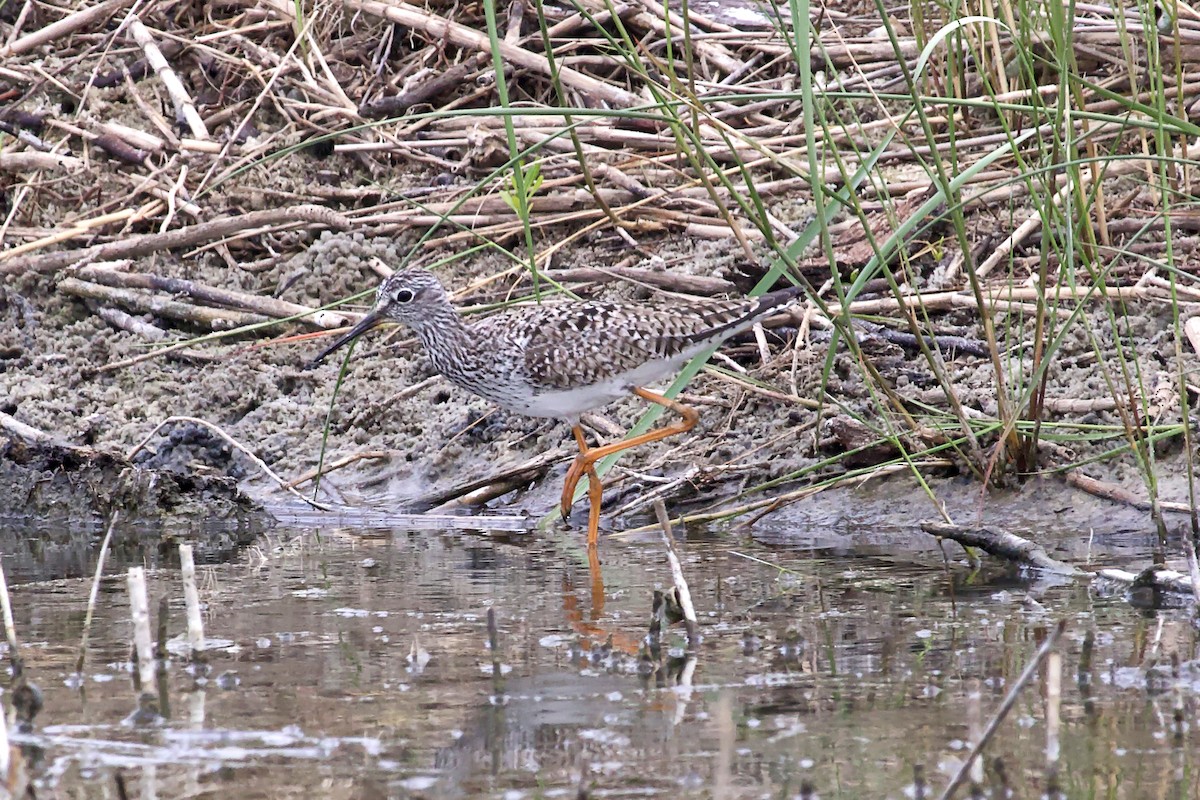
left=559, top=388, right=701, bottom=533
left=562, top=425, right=606, bottom=549
left=561, top=425, right=592, bottom=521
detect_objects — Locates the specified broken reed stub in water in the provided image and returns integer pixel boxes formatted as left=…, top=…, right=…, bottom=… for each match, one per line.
left=179, top=544, right=205, bottom=656
left=0, top=555, right=17, bottom=655
left=653, top=501, right=699, bottom=651
left=127, top=567, right=156, bottom=692
left=1045, top=650, right=1062, bottom=793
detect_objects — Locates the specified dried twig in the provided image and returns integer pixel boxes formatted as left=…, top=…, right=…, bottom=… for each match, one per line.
left=416, top=449, right=565, bottom=510
left=0, top=410, right=73, bottom=448
left=129, top=19, right=208, bottom=140
left=0, top=205, right=352, bottom=275
left=92, top=305, right=218, bottom=362
left=1066, top=472, right=1196, bottom=515
left=61, top=277, right=272, bottom=329
left=919, top=521, right=1086, bottom=575
left=76, top=266, right=350, bottom=328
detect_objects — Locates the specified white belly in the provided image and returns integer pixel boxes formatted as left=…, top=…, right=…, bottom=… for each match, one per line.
left=488, top=351, right=696, bottom=420
left=508, top=377, right=635, bottom=418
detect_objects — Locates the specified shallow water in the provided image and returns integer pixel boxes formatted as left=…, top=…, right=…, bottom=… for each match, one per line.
left=2, top=516, right=1197, bottom=798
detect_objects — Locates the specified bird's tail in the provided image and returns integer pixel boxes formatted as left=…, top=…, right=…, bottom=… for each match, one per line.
left=700, top=282, right=804, bottom=342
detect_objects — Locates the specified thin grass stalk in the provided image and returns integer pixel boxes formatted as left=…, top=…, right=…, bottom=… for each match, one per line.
left=1005, top=1, right=1070, bottom=472
left=807, top=107, right=1042, bottom=480
left=880, top=11, right=1027, bottom=476
left=1140, top=0, right=1184, bottom=546
left=77, top=510, right=120, bottom=675
left=530, top=1, right=626, bottom=237
left=1021, top=0, right=1085, bottom=473
left=482, top=0, right=542, bottom=296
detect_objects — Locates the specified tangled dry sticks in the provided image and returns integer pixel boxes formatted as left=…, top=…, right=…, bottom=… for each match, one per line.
left=2, top=0, right=1198, bottom=276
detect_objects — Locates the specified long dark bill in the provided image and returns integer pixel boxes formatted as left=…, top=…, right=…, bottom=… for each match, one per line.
left=309, top=310, right=385, bottom=366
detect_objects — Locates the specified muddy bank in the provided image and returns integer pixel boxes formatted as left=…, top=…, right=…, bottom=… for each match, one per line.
left=0, top=425, right=267, bottom=579
left=749, top=472, right=1167, bottom=556
left=1, top=225, right=1195, bottom=537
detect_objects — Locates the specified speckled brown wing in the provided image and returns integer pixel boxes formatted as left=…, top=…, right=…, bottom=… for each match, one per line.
left=506, top=291, right=799, bottom=391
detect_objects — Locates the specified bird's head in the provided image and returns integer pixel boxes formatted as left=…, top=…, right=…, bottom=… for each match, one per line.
left=310, top=269, right=449, bottom=364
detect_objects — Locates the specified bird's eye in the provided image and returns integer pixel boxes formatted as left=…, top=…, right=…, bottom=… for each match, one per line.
left=394, top=289, right=415, bottom=303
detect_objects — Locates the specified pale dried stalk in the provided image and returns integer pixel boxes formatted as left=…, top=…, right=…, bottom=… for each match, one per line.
left=0, top=205, right=353, bottom=275
left=96, top=120, right=167, bottom=153
left=0, top=557, right=15, bottom=657
left=76, top=267, right=351, bottom=329
left=653, top=501, right=699, bottom=651
left=126, top=19, right=209, bottom=139
left=1045, top=652, right=1062, bottom=767
left=60, top=278, right=271, bottom=330
left=179, top=544, right=206, bottom=654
